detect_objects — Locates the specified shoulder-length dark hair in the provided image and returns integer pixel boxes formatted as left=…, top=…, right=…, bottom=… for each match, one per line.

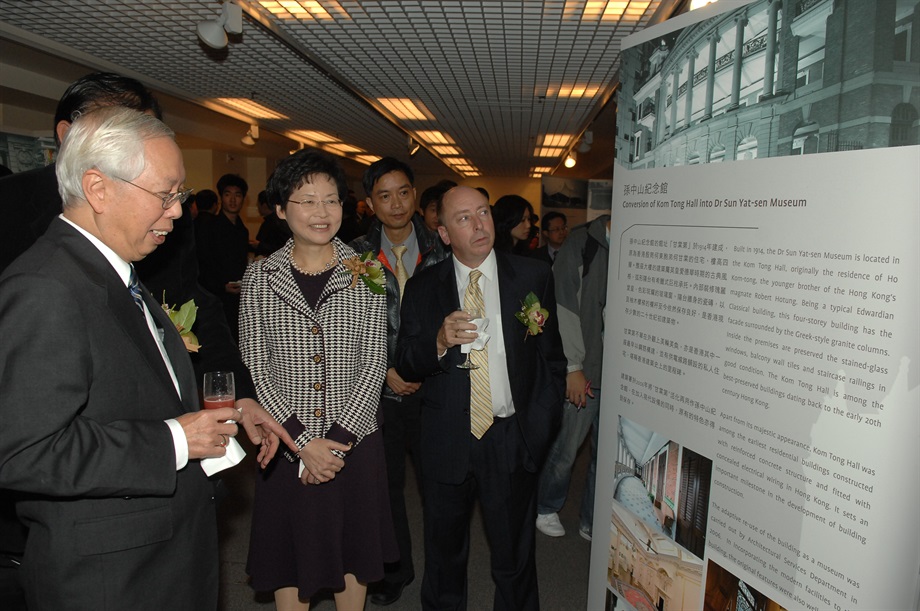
left=492, top=194, right=534, bottom=254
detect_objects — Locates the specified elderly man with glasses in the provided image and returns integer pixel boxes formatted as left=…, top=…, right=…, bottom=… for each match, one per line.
left=0, top=107, right=243, bottom=609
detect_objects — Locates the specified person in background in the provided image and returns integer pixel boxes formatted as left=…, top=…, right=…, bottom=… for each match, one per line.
left=193, top=188, right=219, bottom=234
left=356, top=198, right=374, bottom=236
left=531, top=211, right=568, bottom=266
left=196, top=173, right=250, bottom=340
left=335, top=193, right=362, bottom=243
left=196, top=188, right=219, bottom=215
left=396, top=186, right=566, bottom=610
left=535, top=214, right=610, bottom=541
left=254, top=189, right=292, bottom=257
left=418, top=184, right=448, bottom=234
left=0, top=107, right=241, bottom=609
left=0, top=72, right=294, bottom=610
left=492, top=194, right=536, bottom=256
left=240, top=148, right=396, bottom=610
left=350, top=157, right=449, bottom=606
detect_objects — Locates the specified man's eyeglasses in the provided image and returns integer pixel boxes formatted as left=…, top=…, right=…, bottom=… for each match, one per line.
left=117, top=177, right=192, bottom=209
left=287, top=199, right=343, bottom=210
left=547, top=226, right=568, bottom=233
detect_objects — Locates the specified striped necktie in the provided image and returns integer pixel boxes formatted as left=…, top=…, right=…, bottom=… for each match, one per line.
left=392, top=244, right=409, bottom=297
left=465, top=269, right=492, bottom=439
left=128, top=266, right=145, bottom=313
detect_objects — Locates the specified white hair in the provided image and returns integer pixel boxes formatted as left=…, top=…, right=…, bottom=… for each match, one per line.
left=56, top=107, right=174, bottom=207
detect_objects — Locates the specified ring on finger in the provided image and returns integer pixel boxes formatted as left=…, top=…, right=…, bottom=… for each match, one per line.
left=219, top=434, right=228, bottom=447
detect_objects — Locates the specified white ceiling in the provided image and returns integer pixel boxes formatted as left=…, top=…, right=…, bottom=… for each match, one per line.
left=0, top=0, right=686, bottom=178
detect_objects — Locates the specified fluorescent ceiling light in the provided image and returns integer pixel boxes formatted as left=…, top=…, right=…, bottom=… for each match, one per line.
left=432, top=145, right=461, bottom=156
left=531, top=166, right=553, bottom=174
left=325, top=143, right=365, bottom=154
left=259, top=1, right=348, bottom=20
left=553, top=85, right=601, bottom=99
left=534, top=146, right=566, bottom=157
left=292, top=129, right=339, bottom=142
left=378, top=98, right=434, bottom=121
left=415, top=131, right=455, bottom=145
left=541, top=134, right=573, bottom=148
left=214, top=98, right=287, bottom=120
left=355, top=155, right=382, bottom=165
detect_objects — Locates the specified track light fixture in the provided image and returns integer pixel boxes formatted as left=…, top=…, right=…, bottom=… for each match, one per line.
left=564, top=150, right=577, bottom=168
left=408, top=135, right=421, bottom=157
left=197, top=2, right=243, bottom=50
left=241, top=124, right=259, bottom=146
left=578, top=130, right=593, bottom=154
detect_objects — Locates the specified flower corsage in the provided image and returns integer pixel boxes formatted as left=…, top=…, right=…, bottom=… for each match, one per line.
left=162, top=297, right=201, bottom=352
left=342, top=251, right=386, bottom=294
left=514, top=291, right=549, bottom=338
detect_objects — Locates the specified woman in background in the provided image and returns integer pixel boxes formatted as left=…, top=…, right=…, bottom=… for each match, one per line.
left=492, top=194, right=536, bottom=255
left=239, top=148, right=396, bottom=611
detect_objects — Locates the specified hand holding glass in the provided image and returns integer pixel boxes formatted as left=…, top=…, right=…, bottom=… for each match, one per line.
left=203, top=371, right=235, bottom=410
left=457, top=308, right=485, bottom=370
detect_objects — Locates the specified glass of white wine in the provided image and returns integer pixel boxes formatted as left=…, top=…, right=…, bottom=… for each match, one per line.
left=457, top=307, right=484, bottom=370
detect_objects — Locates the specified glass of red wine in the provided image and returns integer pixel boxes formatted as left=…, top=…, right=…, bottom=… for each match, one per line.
left=203, top=371, right=235, bottom=410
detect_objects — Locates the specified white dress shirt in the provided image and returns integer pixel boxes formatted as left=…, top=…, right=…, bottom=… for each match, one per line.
left=452, top=250, right=515, bottom=418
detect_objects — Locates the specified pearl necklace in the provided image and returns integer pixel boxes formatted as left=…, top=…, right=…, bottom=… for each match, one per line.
left=291, top=248, right=337, bottom=276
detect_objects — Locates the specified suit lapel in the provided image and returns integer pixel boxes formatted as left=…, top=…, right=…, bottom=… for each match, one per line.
left=53, top=220, right=189, bottom=410
left=496, top=251, right=523, bottom=369
left=316, top=240, right=356, bottom=308
left=141, top=285, right=198, bottom=411
left=265, top=239, right=359, bottom=318
left=437, top=255, right=461, bottom=315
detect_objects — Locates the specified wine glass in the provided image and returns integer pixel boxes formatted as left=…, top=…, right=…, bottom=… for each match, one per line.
left=456, top=307, right=484, bottom=370
left=203, top=371, right=235, bottom=409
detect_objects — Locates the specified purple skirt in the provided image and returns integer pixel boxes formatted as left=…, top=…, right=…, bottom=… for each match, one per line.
left=246, top=430, right=398, bottom=599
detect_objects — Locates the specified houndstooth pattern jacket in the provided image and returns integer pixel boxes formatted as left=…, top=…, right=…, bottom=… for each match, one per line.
left=239, top=238, right=387, bottom=461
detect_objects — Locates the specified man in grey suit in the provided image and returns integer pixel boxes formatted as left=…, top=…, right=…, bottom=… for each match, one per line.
left=396, top=186, right=566, bottom=610
left=0, top=107, right=239, bottom=609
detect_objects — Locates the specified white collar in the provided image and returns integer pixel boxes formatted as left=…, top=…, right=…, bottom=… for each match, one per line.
left=452, top=249, right=497, bottom=283
left=59, top=214, right=132, bottom=287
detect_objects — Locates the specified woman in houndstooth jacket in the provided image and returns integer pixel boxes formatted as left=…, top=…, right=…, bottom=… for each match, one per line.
left=239, top=149, right=397, bottom=611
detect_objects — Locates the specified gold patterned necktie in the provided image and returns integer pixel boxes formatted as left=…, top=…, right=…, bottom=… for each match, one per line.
left=392, top=244, right=409, bottom=297
left=465, top=269, right=492, bottom=439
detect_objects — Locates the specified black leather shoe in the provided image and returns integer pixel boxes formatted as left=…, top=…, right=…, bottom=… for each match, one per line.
left=369, top=577, right=413, bottom=606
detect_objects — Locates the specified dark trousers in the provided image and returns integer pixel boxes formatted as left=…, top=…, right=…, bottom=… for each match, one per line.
left=381, top=394, right=422, bottom=585
left=421, top=416, right=539, bottom=611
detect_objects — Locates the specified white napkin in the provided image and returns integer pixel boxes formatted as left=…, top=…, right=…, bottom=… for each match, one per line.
left=200, top=437, right=246, bottom=476
left=461, top=317, right=491, bottom=354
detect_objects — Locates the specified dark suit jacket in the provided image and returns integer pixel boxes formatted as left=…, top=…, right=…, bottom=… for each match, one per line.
left=0, top=164, right=256, bottom=399
left=0, top=219, right=219, bottom=609
left=395, top=250, right=566, bottom=484
left=530, top=244, right=555, bottom=267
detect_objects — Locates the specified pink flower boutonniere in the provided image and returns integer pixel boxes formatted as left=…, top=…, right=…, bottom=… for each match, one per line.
left=514, top=291, right=549, bottom=339
left=342, top=251, right=386, bottom=295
